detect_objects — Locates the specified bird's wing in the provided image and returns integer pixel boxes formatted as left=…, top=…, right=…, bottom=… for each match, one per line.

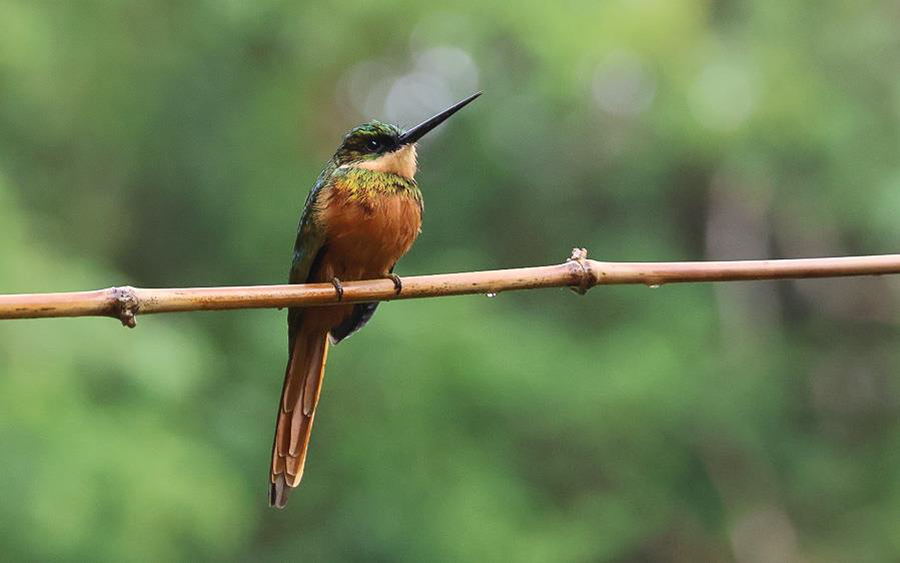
left=286, top=173, right=330, bottom=345
left=289, top=173, right=329, bottom=285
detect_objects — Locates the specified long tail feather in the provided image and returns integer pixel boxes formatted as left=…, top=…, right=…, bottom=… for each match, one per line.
left=269, top=320, right=330, bottom=508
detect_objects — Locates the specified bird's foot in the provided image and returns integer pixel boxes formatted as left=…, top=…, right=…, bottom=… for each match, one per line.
left=387, top=273, right=403, bottom=295
left=331, top=277, right=344, bottom=301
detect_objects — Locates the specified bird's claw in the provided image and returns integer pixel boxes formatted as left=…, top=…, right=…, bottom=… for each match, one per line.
left=331, top=277, right=344, bottom=301
left=387, top=274, right=403, bottom=295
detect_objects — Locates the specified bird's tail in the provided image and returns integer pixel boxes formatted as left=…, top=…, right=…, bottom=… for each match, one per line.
left=269, top=319, right=330, bottom=508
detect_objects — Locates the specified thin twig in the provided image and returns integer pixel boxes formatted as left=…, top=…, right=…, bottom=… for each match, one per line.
left=1, top=248, right=899, bottom=327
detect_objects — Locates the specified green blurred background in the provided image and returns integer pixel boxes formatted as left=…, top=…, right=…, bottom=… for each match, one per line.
left=2, top=1, right=900, bottom=561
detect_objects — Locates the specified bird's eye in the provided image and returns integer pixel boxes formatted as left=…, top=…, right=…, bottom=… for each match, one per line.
left=366, top=139, right=381, bottom=151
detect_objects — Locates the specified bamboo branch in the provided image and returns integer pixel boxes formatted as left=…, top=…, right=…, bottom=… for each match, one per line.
left=1, top=248, right=899, bottom=328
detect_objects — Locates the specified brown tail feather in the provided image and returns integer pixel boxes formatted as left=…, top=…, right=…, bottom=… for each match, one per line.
left=269, top=320, right=330, bottom=508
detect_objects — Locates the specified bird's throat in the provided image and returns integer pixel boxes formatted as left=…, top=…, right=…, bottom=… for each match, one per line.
left=351, top=145, right=417, bottom=179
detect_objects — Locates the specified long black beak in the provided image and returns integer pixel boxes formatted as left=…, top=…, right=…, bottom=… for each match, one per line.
left=398, top=91, right=482, bottom=145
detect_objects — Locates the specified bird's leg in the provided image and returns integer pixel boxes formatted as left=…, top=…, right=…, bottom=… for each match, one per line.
left=387, top=273, right=403, bottom=295
left=331, top=277, right=344, bottom=301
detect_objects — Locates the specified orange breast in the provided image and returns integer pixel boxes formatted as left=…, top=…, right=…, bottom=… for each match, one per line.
left=316, top=187, right=422, bottom=282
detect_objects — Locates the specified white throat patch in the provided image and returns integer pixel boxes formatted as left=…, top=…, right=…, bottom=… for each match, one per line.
left=352, top=144, right=418, bottom=179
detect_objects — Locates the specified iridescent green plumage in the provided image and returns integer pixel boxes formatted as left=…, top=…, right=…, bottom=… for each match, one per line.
left=333, top=121, right=403, bottom=165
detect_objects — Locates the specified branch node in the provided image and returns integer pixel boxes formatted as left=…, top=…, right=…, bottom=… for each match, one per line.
left=567, top=247, right=594, bottom=295
left=113, top=286, right=139, bottom=328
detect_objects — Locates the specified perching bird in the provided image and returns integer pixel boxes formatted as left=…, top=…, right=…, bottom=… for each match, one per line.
left=269, top=92, right=481, bottom=507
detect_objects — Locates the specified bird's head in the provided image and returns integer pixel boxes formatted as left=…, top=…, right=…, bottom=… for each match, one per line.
left=332, top=92, right=481, bottom=179
left=333, top=121, right=408, bottom=175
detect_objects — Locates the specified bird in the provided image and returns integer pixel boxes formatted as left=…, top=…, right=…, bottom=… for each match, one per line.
left=269, top=92, right=481, bottom=508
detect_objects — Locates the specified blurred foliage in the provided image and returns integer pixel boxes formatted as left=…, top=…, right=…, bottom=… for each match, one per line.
left=1, top=0, right=900, bottom=561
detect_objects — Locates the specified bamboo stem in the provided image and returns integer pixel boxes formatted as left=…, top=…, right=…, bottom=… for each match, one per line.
left=1, top=248, right=899, bottom=327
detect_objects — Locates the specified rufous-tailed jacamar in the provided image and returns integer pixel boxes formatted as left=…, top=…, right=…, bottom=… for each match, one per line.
left=269, top=92, right=481, bottom=508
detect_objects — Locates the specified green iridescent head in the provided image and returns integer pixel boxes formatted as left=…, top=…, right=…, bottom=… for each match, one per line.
left=333, top=121, right=403, bottom=166
left=331, top=91, right=483, bottom=167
